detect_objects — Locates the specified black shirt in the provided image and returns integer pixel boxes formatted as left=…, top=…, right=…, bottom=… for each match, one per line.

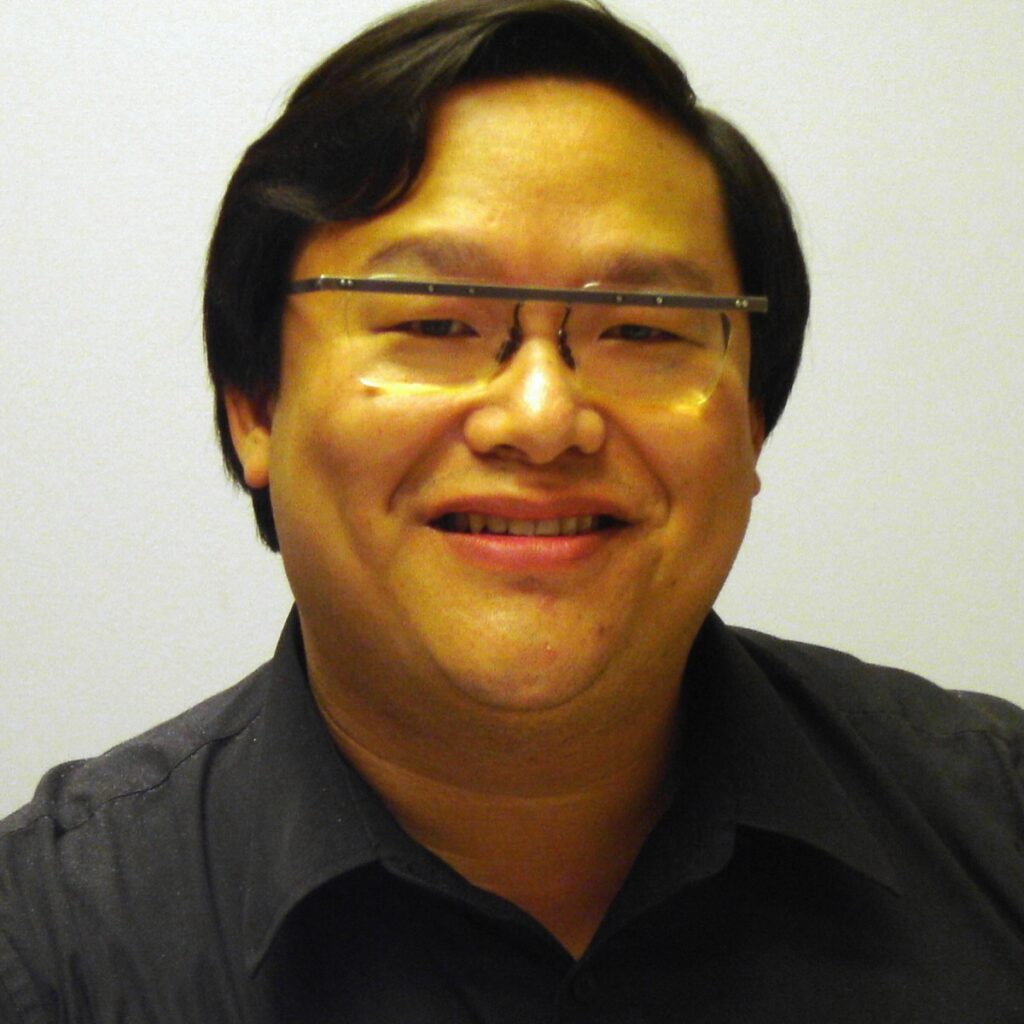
left=1, top=610, right=1022, bottom=1022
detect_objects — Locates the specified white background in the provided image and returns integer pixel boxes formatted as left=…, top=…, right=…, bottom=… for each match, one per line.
left=2, top=1, right=1021, bottom=815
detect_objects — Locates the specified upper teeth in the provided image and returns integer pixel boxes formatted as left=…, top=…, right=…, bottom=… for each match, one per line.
left=450, top=513, right=597, bottom=536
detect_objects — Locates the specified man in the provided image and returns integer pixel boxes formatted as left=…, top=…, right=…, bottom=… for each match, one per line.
left=1, top=1, right=1021, bottom=1020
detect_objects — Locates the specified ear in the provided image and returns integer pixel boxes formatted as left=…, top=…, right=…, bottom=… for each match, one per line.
left=224, top=387, right=274, bottom=490
left=748, top=401, right=766, bottom=495
left=749, top=401, right=766, bottom=459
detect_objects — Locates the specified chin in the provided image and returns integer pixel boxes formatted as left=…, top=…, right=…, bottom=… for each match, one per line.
left=437, top=651, right=611, bottom=716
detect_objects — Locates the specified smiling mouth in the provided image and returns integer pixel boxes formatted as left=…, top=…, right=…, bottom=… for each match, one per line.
left=432, top=513, right=623, bottom=537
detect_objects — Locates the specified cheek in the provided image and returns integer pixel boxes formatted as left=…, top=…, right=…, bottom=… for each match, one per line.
left=645, top=392, right=760, bottom=489
left=647, top=400, right=762, bottom=563
left=697, top=411, right=761, bottom=509
left=269, top=376, right=464, bottom=544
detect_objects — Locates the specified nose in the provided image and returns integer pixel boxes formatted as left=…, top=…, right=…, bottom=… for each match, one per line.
left=463, top=306, right=606, bottom=464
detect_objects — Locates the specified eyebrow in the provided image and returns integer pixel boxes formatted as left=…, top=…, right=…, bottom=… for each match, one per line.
left=363, top=235, right=716, bottom=293
left=364, top=236, right=503, bottom=278
left=592, top=253, right=714, bottom=293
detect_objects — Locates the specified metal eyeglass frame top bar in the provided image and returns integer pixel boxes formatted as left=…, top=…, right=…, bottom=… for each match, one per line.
left=289, top=276, right=769, bottom=314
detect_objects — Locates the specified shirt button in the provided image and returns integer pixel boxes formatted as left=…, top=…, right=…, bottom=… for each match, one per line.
left=572, top=970, right=598, bottom=1004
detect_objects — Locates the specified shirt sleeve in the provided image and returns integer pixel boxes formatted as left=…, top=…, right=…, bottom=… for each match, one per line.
left=0, top=926, right=42, bottom=1024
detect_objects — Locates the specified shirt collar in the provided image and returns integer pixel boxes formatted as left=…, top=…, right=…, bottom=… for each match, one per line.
left=674, top=614, right=901, bottom=891
left=241, top=609, right=416, bottom=974
left=241, top=608, right=901, bottom=973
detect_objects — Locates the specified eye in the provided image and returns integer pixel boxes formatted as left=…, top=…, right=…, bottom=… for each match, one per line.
left=599, top=323, right=683, bottom=342
left=390, top=319, right=478, bottom=338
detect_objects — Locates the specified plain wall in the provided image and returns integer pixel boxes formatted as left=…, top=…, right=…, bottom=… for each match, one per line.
left=2, top=0, right=1021, bottom=815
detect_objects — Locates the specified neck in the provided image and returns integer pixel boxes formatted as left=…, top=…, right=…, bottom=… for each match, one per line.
left=309, top=657, right=684, bottom=959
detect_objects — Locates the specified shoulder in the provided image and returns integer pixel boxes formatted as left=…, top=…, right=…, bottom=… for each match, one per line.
left=1, top=661, right=271, bottom=842
left=732, top=625, right=1024, bottom=746
left=728, top=626, right=1024, bottom=847
left=0, top=662, right=275, bottom=1021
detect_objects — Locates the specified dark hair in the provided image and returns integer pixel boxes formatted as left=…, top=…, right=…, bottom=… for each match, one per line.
left=205, top=0, right=810, bottom=551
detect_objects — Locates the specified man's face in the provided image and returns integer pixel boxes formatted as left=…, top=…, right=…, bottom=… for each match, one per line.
left=232, top=78, right=763, bottom=718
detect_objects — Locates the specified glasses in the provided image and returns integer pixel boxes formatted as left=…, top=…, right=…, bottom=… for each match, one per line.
left=288, top=276, right=768, bottom=407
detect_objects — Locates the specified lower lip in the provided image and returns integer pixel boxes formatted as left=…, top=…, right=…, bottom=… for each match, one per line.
left=437, top=528, right=614, bottom=571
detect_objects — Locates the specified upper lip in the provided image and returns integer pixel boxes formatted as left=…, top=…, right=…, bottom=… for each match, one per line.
left=425, top=495, right=634, bottom=524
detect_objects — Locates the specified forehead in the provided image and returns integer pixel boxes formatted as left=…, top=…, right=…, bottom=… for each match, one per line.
left=294, top=78, right=738, bottom=291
